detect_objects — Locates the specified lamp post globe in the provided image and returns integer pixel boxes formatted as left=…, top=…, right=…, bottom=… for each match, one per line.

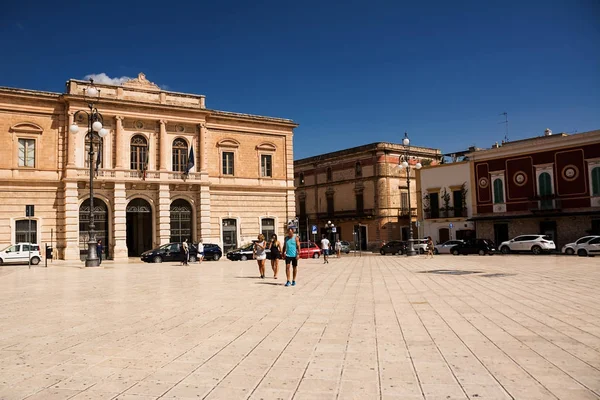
left=416, top=162, right=422, bottom=169
left=86, top=86, right=98, bottom=97
left=92, top=121, right=103, bottom=132
left=69, top=124, right=79, bottom=134
left=98, top=128, right=108, bottom=138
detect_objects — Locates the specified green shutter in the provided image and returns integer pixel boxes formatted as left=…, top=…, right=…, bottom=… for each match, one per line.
left=493, top=179, right=504, bottom=204
left=593, top=167, right=600, bottom=196
left=538, top=173, right=552, bottom=196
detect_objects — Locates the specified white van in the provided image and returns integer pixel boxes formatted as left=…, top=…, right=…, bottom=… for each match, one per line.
left=0, top=243, right=41, bottom=265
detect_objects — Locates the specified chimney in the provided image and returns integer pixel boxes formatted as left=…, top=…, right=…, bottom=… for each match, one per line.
left=544, top=128, right=552, bottom=136
left=492, top=142, right=499, bottom=149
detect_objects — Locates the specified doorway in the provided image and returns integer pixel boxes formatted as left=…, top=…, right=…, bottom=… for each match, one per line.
left=354, top=225, right=367, bottom=250
left=540, top=220, right=557, bottom=244
left=438, top=228, right=450, bottom=243
left=79, top=198, right=109, bottom=260
left=170, top=199, right=193, bottom=243
left=126, top=198, right=153, bottom=257
left=493, top=223, right=509, bottom=246
left=222, top=219, right=238, bottom=253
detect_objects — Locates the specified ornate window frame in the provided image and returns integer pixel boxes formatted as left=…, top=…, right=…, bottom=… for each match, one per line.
left=217, top=139, right=240, bottom=177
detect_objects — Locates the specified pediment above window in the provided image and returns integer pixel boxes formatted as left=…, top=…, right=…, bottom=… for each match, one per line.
left=10, top=122, right=43, bottom=135
left=217, top=138, right=240, bottom=148
left=256, top=142, right=276, bottom=151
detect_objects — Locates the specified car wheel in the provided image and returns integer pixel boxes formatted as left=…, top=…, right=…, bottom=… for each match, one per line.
left=312, top=252, right=320, bottom=259
left=433, top=249, right=439, bottom=255
left=30, top=257, right=40, bottom=265
left=452, top=249, right=459, bottom=256
left=565, top=248, right=574, bottom=255
left=0, top=258, right=3, bottom=265
left=398, top=249, right=404, bottom=255
left=380, top=250, right=385, bottom=255
left=153, top=255, right=162, bottom=263
left=478, top=250, right=485, bottom=256
left=531, top=245, right=542, bottom=255
left=500, top=246, right=510, bottom=254
left=188, top=255, right=197, bottom=263
left=213, top=254, right=220, bottom=261
left=419, top=248, right=425, bottom=254
left=577, top=249, right=588, bottom=257
left=241, top=255, right=248, bottom=261
left=345, top=250, right=350, bottom=254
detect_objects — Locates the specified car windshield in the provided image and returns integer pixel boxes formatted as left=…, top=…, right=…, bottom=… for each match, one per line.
left=542, top=235, right=553, bottom=241
left=1, top=245, right=16, bottom=252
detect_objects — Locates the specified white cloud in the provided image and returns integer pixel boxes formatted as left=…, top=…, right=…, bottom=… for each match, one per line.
left=83, top=73, right=132, bottom=86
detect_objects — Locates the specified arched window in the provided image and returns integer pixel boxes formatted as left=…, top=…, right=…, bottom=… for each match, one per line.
left=355, top=162, right=362, bottom=177
left=172, top=138, right=188, bottom=172
left=130, top=135, right=148, bottom=171
left=592, top=167, right=600, bottom=196
left=493, top=178, right=504, bottom=204
left=326, top=167, right=332, bottom=182
left=84, top=135, right=103, bottom=168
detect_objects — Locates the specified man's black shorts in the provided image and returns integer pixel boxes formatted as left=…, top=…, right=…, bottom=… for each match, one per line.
left=285, top=257, right=298, bottom=267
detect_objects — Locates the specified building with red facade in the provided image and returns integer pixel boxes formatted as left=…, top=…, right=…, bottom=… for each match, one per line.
left=469, top=129, right=600, bottom=248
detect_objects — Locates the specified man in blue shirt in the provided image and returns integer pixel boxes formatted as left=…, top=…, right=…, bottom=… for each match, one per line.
left=282, top=228, right=301, bottom=287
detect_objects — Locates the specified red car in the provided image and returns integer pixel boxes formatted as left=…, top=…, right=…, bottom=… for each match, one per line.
left=299, top=242, right=321, bottom=259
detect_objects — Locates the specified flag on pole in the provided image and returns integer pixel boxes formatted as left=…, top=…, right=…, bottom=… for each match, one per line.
left=184, top=145, right=195, bottom=175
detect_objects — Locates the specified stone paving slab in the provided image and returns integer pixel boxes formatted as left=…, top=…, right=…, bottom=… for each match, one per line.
left=0, top=254, right=599, bottom=399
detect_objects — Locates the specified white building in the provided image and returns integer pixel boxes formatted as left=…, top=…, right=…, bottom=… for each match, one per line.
left=416, top=161, right=475, bottom=244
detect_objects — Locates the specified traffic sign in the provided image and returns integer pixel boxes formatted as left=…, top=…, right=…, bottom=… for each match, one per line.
left=311, top=225, right=318, bottom=235
left=449, top=223, right=454, bottom=229
left=331, top=227, right=337, bottom=233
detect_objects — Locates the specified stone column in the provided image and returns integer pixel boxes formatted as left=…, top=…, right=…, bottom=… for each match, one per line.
left=159, top=120, right=168, bottom=171
left=113, top=183, right=128, bottom=260
left=198, top=123, right=207, bottom=171
left=158, top=184, right=171, bottom=245
left=63, top=181, right=80, bottom=260
left=115, top=116, right=124, bottom=169
left=67, top=112, right=76, bottom=167
left=199, top=185, right=212, bottom=242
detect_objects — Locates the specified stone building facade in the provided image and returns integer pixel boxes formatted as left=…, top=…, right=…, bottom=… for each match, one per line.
left=294, top=143, right=441, bottom=250
left=0, top=73, right=297, bottom=260
left=469, top=129, right=600, bottom=248
left=416, top=161, right=475, bottom=244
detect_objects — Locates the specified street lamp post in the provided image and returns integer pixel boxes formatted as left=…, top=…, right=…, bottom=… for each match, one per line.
left=399, top=132, right=422, bottom=256
left=325, top=220, right=335, bottom=242
left=69, top=79, right=108, bottom=267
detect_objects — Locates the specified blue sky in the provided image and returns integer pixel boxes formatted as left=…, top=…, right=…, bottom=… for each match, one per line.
left=1, top=0, right=599, bottom=159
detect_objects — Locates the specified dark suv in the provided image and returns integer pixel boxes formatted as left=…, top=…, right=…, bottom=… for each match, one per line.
left=379, top=241, right=408, bottom=255
left=450, top=239, right=496, bottom=256
left=141, top=243, right=222, bottom=263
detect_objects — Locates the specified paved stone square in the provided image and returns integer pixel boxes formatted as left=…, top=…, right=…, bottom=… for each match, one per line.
left=0, top=254, right=599, bottom=400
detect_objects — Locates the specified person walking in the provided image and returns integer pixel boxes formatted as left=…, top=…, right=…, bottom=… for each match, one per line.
left=426, top=236, right=434, bottom=259
left=268, top=234, right=281, bottom=279
left=321, top=235, right=330, bottom=264
left=182, top=239, right=189, bottom=265
left=197, top=240, right=204, bottom=264
left=254, top=234, right=267, bottom=278
left=335, top=239, right=342, bottom=258
left=96, top=239, right=103, bottom=265
left=282, top=228, right=300, bottom=287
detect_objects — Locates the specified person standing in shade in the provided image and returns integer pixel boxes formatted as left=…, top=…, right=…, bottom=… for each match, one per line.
left=96, top=239, right=103, bottom=265
left=321, top=235, right=330, bottom=264
left=335, top=239, right=342, bottom=258
left=254, top=234, right=267, bottom=278
left=197, top=240, right=204, bottom=264
left=267, top=234, right=281, bottom=279
left=182, top=239, right=189, bottom=266
left=282, top=228, right=300, bottom=287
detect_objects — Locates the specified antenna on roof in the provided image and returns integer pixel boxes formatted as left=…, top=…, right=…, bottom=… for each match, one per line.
left=499, top=112, right=509, bottom=142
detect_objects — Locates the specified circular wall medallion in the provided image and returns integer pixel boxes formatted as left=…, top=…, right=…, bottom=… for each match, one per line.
left=562, top=165, right=579, bottom=181
left=479, top=177, right=489, bottom=188
left=135, top=120, right=144, bottom=129
left=513, top=171, right=528, bottom=186
left=176, top=124, right=185, bottom=133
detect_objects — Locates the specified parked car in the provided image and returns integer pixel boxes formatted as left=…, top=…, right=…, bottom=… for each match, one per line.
left=141, top=242, right=222, bottom=263
left=450, top=239, right=496, bottom=256
left=340, top=241, right=351, bottom=254
left=434, top=240, right=464, bottom=255
left=499, top=235, right=556, bottom=255
left=380, top=241, right=407, bottom=255
left=0, top=243, right=41, bottom=265
left=409, top=239, right=429, bottom=254
left=300, top=242, right=321, bottom=259
left=226, top=243, right=270, bottom=261
left=562, top=236, right=600, bottom=255
left=576, top=236, right=600, bottom=257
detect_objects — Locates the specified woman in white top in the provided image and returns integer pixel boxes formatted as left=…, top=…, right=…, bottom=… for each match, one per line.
left=253, top=234, right=267, bottom=279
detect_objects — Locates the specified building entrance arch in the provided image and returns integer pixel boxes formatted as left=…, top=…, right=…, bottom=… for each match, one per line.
left=170, top=199, right=193, bottom=243
left=79, top=198, right=109, bottom=260
left=126, top=198, right=153, bottom=257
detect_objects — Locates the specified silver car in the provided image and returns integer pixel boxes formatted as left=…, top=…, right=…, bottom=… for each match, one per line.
left=561, top=236, right=599, bottom=255
left=434, top=240, right=464, bottom=254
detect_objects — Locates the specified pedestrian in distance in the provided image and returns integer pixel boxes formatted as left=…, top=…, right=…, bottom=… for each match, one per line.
left=254, top=234, right=267, bottom=279
left=197, top=240, right=204, bottom=264
left=96, top=239, right=103, bottom=265
left=426, top=236, right=434, bottom=259
left=321, top=234, right=330, bottom=264
left=182, top=239, right=189, bottom=265
left=335, top=239, right=342, bottom=258
left=267, top=234, right=281, bottom=279
left=282, top=228, right=300, bottom=287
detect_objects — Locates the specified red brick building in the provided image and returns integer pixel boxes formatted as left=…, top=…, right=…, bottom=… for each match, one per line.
left=469, top=129, right=600, bottom=248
